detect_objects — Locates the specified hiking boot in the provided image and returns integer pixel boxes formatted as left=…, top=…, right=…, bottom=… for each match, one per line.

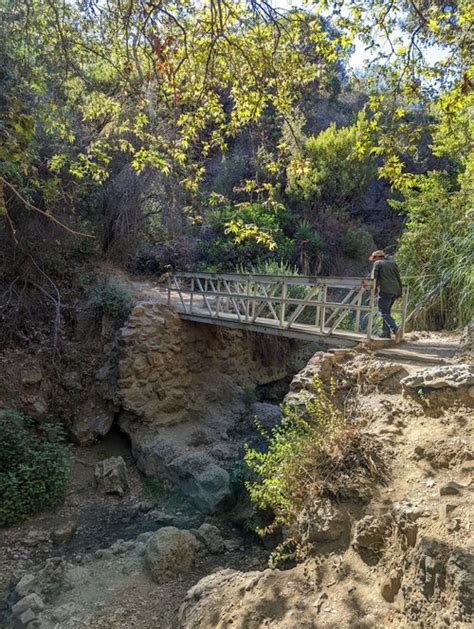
left=379, top=332, right=391, bottom=339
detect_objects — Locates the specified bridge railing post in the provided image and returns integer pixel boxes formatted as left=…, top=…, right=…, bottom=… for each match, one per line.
left=189, top=277, right=194, bottom=313
left=167, top=273, right=171, bottom=306
left=320, top=284, right=327, bottom=333
left=367, top=280, right=376, bottom=340
left=355, top=288, right=362, bottom=333
left=280, top=281, right=287, bottom=326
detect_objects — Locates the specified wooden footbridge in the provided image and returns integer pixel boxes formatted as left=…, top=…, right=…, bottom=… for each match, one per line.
left=166, top=272, right=410, bottom=346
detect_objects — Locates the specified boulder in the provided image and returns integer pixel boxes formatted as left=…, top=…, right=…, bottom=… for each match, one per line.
left=126, top=433, right=183, bottom=477
left=94, top=456, right=129, bottom=496
left=352, top=515, right=392, bottom=564
left=401, top=364, right=474, bottom=391
left=51, top=521, right=78, bottom=545
left=14, top=608, right=40, bottom=628
left=144, top=527, right=201, bottom=583
left=69, top=395, right=115, bottom=444
left=170, top=451, right=231, bottom=513
left=194, top=523, right=225, bottom=554
left=439, top=480, right=464, bottom=496
left=296, top=497, right=348, bottom=544
left=381, top=570, right=402, bottom=602
left=15, top=558, right=66, bottom=603
left=248, top=402, right=282, bottom=431
left=11, top=594, right=44, bottom=617
left=24, top=530, right=50, bottom=547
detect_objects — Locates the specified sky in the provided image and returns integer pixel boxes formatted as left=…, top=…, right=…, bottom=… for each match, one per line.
left=269, top=0, right=448, bottom=70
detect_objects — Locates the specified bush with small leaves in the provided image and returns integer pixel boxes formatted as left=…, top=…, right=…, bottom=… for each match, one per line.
left=91, top=279, right=132, bottom=320
left=244, top=378, right=389, bottom=564
left=0, top=411, right=71, bottom=526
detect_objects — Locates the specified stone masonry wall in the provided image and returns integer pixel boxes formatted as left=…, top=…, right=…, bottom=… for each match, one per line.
left=118, top=302, right=309, bottom=429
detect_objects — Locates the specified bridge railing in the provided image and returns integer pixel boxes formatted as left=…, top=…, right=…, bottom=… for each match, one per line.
left=167, top=272, right=409, bottom=340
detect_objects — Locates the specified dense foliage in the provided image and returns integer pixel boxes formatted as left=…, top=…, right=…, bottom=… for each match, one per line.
left=0, top=0, right=472, bottom=333
left=91, top=279, right=133, bottom=321
left=0, top=411, right=72, bottom=525
left=395, top=91, right=474, bottom=329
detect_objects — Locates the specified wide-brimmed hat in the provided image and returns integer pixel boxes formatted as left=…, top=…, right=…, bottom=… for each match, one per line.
left=368, top=250, right=386, bottom=261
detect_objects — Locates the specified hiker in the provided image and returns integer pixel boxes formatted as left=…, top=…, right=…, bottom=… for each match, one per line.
left=369, top=250, right=403, bottom=339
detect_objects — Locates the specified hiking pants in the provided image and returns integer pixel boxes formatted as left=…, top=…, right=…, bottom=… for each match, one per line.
left=377, top=292, right=399, bottom=336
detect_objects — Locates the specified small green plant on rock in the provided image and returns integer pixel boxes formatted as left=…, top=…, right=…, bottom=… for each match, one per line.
left=244, top=378, right=389, bottom=564
left=0, top=411, right=72, bottom=526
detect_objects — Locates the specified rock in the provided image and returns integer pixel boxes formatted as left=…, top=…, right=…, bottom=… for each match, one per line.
left=15, top=575, right=36, bottom=598
left=36, top=558, right=67, bottom=601
left=392, top=501, right=428, bottom=522
left=15, top=608, right=40, bottom=628
left=24, top=530, right=50, bottom=547
left=439, top=480, right=464, bottom=496
left=297, top=498, right=348, bottom=544
left=401, top=364, right=474, bottom=390
left=460, top=460, right=474, bottom=475
left=284, top=353, right=335, bottom=410
left=94, top=456, right=129, bottom=496
left=361, top=360, right=408, bottom=386
left=70, top=395, right=115, bottom=444
left=170, top=451, right=231, bottom=513
left=52, top=521, right=78, bottom=544
left=14, top=559, right=67, bottom=602
left=94, top=549, right=113, bottom=560
left=224, top=539, right=240, bottom=552
left=381, top=570, right=401, bottom=602
left=11, top=594, right=45, bottom=616
left=248, top=402, right=282, bottom=431
left=144, top=527, right=201, bottom=584
left=446, top=518, right=461, bottom=532
left=61, top=371, right=83, bottom=391
left=51, top=602, right=80, bottom=622
left=397, top=519, right=418, bottom=547
left=194, top=523, right=225, bottom=554
left=128, top=435, right=183, bottom=477
left=352, top=515, right=392, bottom=564
left=446, top=547, right=474, bottom=617
left=439, top=504, right=457, bottom=520
left=456, top=322, right=474, bottom=363
left=21, top=367, right=42, bottom=385
left=229, top=492, right=257, bottom=527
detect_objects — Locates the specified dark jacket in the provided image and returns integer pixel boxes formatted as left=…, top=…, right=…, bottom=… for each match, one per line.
left=372, top=257, right=403, bottom=296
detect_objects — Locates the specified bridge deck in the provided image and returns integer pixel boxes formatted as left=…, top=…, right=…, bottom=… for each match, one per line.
left=175, top=304, right=378, bottom=345
left=166, top=272, right=410, bottom=346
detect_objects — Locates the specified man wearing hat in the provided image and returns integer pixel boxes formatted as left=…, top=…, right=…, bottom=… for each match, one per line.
left=369, top=250, right=403, bottom=339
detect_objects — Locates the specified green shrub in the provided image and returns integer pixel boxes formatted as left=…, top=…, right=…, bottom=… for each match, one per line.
left=286, top=112, right=375, bottom=211
left=91, top=279, right=132, bottom=320
left=0, top=411, right=71, bottom=526
left=341, top=226, right=375, bottom=259
left=244, top=378, right=388, bottom=562
left=199, top=196, right=296, bottom=272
